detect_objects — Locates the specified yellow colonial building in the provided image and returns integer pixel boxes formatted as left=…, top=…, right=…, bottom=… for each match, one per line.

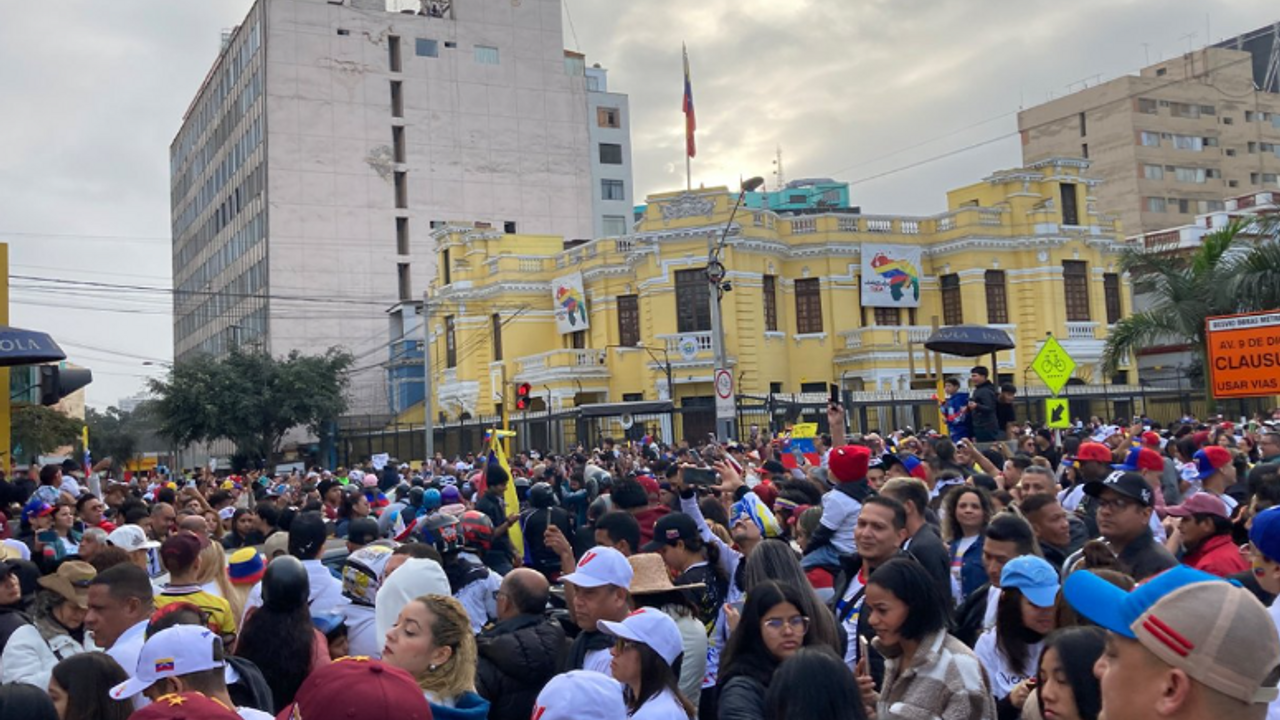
left=406, top=158, right=1137, bottom=445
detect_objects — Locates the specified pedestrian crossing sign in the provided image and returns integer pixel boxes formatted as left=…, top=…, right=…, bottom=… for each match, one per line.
left=1045, top=398, right=1070, bottom=429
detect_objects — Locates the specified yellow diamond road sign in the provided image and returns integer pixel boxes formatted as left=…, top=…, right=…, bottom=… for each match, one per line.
left=1032, top=335, right=1076, bottom=395
left=1045, top=398, right=1070, bottom=429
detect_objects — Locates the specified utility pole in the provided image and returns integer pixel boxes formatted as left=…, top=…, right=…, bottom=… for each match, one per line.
left=421, top=293, right=434, bottom=464
left=707, top=177, right=764, bottom=442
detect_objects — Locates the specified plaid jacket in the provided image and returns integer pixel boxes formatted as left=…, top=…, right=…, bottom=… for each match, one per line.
left=875, top=628, right=997, bottom=720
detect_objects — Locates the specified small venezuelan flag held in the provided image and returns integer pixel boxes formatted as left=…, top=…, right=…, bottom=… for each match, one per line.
left=484, top=429, right=523, bottom=557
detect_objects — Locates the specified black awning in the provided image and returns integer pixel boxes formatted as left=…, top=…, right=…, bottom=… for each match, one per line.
left=577, top=400, right=675, bottom=418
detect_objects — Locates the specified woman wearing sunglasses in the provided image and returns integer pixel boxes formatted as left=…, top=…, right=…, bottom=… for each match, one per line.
left=598, top=606, right=695, bottom=719
left=718, top=581, right=818, bottom=720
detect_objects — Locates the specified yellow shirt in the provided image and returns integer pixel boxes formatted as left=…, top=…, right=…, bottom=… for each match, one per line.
left=155, top=585, right=238, bottom=637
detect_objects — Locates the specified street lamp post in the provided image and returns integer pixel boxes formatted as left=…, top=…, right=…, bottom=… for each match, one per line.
left=707, top=176, right=765, bottom=441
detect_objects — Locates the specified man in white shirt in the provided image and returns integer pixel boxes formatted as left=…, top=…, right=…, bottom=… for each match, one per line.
left=86, top=563, right=156, bottom=709
left=109, top=624, right=273, bottom=720
left=241, top=512, right=348, bottom=623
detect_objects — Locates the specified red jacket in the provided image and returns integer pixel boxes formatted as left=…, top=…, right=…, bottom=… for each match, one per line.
left=1182, top=534, right=1249, bottom=578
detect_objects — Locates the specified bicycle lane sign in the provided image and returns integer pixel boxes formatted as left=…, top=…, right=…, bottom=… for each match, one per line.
left=1031, top=335, right=1077, bottom=396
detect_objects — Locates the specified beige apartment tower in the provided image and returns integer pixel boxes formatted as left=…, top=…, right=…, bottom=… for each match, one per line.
left=1019, top=42, right=1280, bottom=235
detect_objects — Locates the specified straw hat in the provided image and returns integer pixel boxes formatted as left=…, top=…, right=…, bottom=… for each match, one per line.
left=38, top=561, right=96, bottom=609
left=628, top=553, right=704, bottom=595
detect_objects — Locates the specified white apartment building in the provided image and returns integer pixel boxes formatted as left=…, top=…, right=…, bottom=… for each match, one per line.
left=581, top=60, right=634, bottom=237
left=169, top=0, right=631, bottom=413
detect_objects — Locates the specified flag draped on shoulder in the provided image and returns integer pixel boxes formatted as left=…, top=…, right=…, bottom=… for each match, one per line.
left=683, top=43, right=696, bottom=158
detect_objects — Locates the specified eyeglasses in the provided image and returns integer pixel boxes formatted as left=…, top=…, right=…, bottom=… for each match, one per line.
left=1096, top=497, right=1138, bottom=512
left=762, top=615, right=810, bottom=634
left=614, top=638, right=641, bottom=653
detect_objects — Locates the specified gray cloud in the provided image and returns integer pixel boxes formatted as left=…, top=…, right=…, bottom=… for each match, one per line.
left=0, top=0, right=1273, bottom=408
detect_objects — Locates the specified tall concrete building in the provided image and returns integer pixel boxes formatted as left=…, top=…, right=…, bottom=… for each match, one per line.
left=169, top=0, right=631, bottom=413
left=1019, top=34, right=1280, bottom=235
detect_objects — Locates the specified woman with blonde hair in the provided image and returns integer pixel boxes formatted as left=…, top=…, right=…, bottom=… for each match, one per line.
left=382, top=594, right=491, bottom=719
left=194, top=542, right=237, bottom=605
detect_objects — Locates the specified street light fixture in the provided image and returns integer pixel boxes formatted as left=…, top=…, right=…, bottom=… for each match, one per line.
left=707, top=176, right=765, bottom=441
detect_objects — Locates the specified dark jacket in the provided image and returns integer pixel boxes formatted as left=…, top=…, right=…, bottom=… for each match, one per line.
left=0, top=604, right=30, bottom=658
left=1116, top=527, right=1178, bottom=583
left=905, top=524, right=952, bottom=607
left=970, top=381, right=1000, bottom=441
left=718, top=675, right=765, bottom=720
left=519, top=508, right=573, bottom=577
left=948, top=535, right=986, bottom=602
left=226, top=655, right=275, bottom=714
left=476, top=614, right=567, bottom=720
left=954, top=582, right=992, bottom=648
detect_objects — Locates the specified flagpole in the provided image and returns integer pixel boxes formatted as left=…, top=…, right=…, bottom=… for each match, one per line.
left=687, top=154, right=691, bottom=192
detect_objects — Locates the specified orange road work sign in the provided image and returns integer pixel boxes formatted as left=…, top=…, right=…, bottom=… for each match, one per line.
left=1205, top=311, right=1280, bottom=399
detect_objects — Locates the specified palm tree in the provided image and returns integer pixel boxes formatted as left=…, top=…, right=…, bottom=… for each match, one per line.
left=1101, top=217, right=1279, bottom=407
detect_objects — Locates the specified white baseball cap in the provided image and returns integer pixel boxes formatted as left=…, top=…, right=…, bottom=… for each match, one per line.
left=531, top=670, right=626, bottom=720
left=598, top=607, right=684, bottom=666
left=109, top=625, right=223, bottom=700
left=560, top=546, right=633, bottom=590
left=107, top=524, right=160, bottom=553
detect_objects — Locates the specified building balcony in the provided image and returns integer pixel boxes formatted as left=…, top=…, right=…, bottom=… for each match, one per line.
left=515, top=349, right=611, bottom=385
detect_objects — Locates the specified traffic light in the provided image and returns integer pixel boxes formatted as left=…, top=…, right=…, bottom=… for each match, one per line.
left=39, top=365, right=93, bottom=406
left=515, top=382, right=532, bottom=411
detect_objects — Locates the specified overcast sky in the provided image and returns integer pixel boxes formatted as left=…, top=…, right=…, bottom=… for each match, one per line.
left=0, top=0, right=1274, bottom=409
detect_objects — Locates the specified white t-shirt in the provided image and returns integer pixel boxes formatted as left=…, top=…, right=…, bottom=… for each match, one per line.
left=974, top=627, right=1042, bottom=700
left=632, top=689, right=687, bottom=720
left=1058, top=485, right=1086, bottom=513
left=583, top=647, right=613, bottom=676
left=238, top=708, right=274, bottom=720
left=819, top=490, right=860, bottom=554
left=835, top=569, right=867, bottom=670
left=982, top=585, right=1001, bottom=632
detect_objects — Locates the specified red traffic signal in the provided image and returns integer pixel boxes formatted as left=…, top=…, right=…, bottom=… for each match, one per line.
left=515, top=382, right=532, bottom=410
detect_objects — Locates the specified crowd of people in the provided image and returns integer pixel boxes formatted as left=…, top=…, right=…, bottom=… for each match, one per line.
left=0, top=369, right=1279, bottom=719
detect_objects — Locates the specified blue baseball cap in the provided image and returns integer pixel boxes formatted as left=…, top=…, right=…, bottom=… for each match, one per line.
left=1193, top=446, right=1232, bottom=481
left=1064, top=565, right=1280, bottom=704
left=1064, top=565, right=1222, bottom=640
left=1000, top=555, right=1060, bottom=608
left=1249, top=506, right=1280, bottom=562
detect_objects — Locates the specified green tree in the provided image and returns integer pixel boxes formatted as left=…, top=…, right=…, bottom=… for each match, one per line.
left=1102, top=218, right=1280, bottom=406
left=11, top=403, right=84, bottom=465
left=85, top=405, right=152, bottom=473
left=149, top=348, right=353, bottom=463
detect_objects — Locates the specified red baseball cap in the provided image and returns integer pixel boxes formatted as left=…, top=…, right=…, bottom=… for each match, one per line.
left=1070, top=442, right=1114, bottom=464
left=130, top=693, right=239, bottom=720
left=1193, top=446, right=1233, bottom=480
left=1165, top=492, right=1231, bottom=520
left=1113, top=447, right=1164, bottom=473
left=635, top=475, right=660, bottom=496
left=828, top=445, right=871, bottom=484
left=278, top=657, right=432, bottom=720
left=1141, top=431, right=1162, bottom=448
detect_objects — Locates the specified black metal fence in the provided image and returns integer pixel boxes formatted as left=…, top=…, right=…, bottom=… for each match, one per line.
left=331, top=382, right=1259, bottom=464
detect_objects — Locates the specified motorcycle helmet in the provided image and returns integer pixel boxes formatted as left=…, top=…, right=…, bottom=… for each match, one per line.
left=459, top=510, right=495, bottom=553
left=420, top=513, right=461, bottom=554
left=529, top=481, right=558, bottom=509
left=261, top=556, right=310, bottom=612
